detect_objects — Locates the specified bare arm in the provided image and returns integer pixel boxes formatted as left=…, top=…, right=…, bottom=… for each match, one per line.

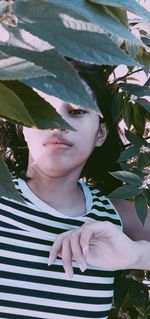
left=48, top=221, right=150, bottom=279
left=112, top=199, right=150, bottom=241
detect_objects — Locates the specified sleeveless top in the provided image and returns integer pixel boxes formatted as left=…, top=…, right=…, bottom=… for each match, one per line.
left=1, top=177, right=122, bottom=319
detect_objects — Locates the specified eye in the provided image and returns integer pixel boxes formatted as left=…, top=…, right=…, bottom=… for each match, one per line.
left=69, top=109, right=87, bottom=115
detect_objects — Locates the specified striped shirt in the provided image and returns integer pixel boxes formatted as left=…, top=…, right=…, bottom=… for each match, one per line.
left=1, top=177, right=122, bottom=319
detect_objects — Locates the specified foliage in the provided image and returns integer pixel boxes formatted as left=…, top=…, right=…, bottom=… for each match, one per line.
left=0, top=1, right=150, bottom=317
left=109, top=270, right=150, bottom=319
left=0, top=0, right=149, bottom=218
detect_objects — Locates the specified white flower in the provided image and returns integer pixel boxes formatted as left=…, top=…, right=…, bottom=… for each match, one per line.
left=140, top=146, right=150, bottom=154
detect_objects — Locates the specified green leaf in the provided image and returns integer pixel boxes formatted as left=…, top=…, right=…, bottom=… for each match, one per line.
left=1, top=81, right=72, bottom=130
left=145, top=303, right=150, bottom=315
left=122, top=100, right=133, bottom=129
left=0, top=157, right=25, bottom=203
left=14, top=0, right=141, bottom=45
left=108, top=185, right=143, bottom=199
left=126, top=40, right=139, bottom=59
left=0, top=43, right=99, bottom=111
left=6, top=25, right=51, bottom=51
left=0, top=43, right=56, bottom=78
left=110, top=171, right=143, bottom=186
left=128, top=279, right=149, bottom=307
left=132, top=103, right=145, bottom=136
left=137, top=153, right=150, bottom=171
left=119, top=83, right=150, bottom=97
left=135, top=193, right=148, bottom=225
left=0, top=82, right=35, bottom=126
left=125, top=130, right=145, bottom=148
left=88, top=0, right=150, bottom=20
left=0, top=56, right=51, bottom=80
left=118, top=145, right=140, bottom=162
left=144, top=189, right=150, bottom=207
left=102, top=6, right=128, bottom=27
left=137, top=98, right=150, bottom=113
left=114, top=275, right=129, bottom=310
left=111, top=93, right=123, bottom=124
left=1, top=25, right=136, bottom=69
left=9, top=8, right=137, bottom=66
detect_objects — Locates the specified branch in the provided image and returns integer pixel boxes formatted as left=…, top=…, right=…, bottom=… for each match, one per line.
left=112, top=68, right=143, bottom=84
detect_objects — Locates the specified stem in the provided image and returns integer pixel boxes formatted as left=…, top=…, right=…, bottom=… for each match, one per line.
left=119, top=309, right=128, bottom=319
left=112, top=68, right=143, bottom=84
left=8, top=0, right=13, bottom=15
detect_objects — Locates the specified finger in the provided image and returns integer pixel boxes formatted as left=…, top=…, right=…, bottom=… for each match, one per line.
left=70, top=232, right=87, bottom=272
left=48, top=236, right=63, bottom=266
left=62, top=238, right=74, bottom=279
left=80, top=225, right=93, bottom=255
left=80, top=221, right=114, bottom=255
left=48, top=230, right=73, bottom=266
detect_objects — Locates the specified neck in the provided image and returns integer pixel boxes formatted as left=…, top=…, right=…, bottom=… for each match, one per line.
left=25, top=166, right=86, bottom=217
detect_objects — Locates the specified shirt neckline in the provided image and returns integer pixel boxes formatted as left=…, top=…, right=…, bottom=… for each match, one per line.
left=17, top=178, right=93, bottom=220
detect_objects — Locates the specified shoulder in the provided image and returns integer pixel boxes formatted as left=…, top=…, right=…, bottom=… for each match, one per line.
left=112, top=199, right=150, bottom=241
left=88, top=186, right=122, bottom=228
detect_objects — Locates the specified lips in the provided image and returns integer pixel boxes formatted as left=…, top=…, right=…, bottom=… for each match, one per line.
left=43, top=135, right=72, bottom=147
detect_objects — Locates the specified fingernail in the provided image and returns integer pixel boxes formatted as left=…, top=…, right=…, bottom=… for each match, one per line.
left=48, top=257, right=52, bottom=266
left=79, top=264, right=86, bottom=272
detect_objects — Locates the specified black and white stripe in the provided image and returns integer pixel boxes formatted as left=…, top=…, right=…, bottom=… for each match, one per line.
left=0, top=178, right=122, bottom=319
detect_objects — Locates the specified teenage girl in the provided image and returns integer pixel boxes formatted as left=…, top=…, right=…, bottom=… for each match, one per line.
left=1, top=62, right=150, bottom=319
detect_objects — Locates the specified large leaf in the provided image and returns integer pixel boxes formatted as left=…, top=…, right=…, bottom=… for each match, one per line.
left=111, top=93, right=123, bottom=124
left=102, top=6, right=128, bottom=27
left=137, top=98, right=150, bottom=113
left=118, top=145, right=140, bottom=162
left=6, top=26, right=52, bottom=51
left=0, top=82, right=35, bottom=126
left=88, top=0, right=150, bottom=20
left=119, top=83, right=150, bottom=97
left=14, top=0, right=141, bottom=45
left=2, top=25, right=136, bottom=65
left=0, top=157, right=25, bottom=203
left=0, top=43, right=99, bottom=112
left=122, top=100, right=133, bottom=129
left=132, top=103, right=145, bottom=136
left=108, top=185, right=143, bottom=199
left=1, top=81, right=72, bottom=130
left=109, top=171, right=143, bottom=186
left=0, top=56, right=52, bottom=80
left=125, top=130, right=145, bottom=148
left=135, top=193, right=148, bottom=225
left=137, top=153, right=150, bottom=171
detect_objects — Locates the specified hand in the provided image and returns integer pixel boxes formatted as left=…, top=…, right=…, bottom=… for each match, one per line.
left=48, top=221, right=140, bottom=278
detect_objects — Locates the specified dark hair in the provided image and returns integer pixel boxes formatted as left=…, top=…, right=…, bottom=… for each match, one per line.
left=70, top=60, right=124, bottom=193
left=0, top=62, right=124, bottom=194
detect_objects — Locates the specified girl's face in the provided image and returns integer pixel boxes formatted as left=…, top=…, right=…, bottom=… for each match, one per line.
left=23, top=96, right=107, bottom=178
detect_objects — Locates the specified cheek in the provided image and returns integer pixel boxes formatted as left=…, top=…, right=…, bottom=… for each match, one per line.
left=80, top=122, right=100, bottom=149
left=23, top=129, right=43, bottom=159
